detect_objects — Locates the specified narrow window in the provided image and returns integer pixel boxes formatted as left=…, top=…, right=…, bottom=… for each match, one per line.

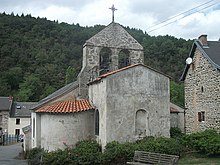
left=201, top=111, right=205, bottom=121
left=16, top=118, right=20, bottom=125
left=0, top=115, right=2, bottom=123
left=95, top=110, right=99, bottom=136
left=198, top=112, right=205, bottom=122
left=118, top=49, right=130, bottom=69
left=33, top=118, right=35, bottom=138
left=99, top=47, right=111, bottom=75
left=201, top=86, right=204, bottom=93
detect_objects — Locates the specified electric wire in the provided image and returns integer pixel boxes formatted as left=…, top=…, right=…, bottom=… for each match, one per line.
left=147, top=0, right=220, bottom=33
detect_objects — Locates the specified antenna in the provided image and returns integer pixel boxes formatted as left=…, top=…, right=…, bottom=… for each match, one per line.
left=186, top=57, right=193, bottom=65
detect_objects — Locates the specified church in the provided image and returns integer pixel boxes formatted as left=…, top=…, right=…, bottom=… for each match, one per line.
left=30, top=6, right=171, bottom=151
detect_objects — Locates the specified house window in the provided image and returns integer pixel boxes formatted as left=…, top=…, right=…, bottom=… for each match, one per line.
left=198, top=111, right=205, bottom=122
left=95, top=110, right=99, bottom=136
left=15, top=129, right=20, bottom=135
left=0, top=115, right=2, bottom=123
left=201, top=86, right=204, bottom=93
left=16, top=118, right=20, bottom=125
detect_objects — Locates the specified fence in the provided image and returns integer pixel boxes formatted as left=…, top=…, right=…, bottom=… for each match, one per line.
left=0, top=134, right=20, bottom=146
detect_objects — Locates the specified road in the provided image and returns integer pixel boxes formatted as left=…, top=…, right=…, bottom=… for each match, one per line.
left=0, top=142, right=27, bottom=165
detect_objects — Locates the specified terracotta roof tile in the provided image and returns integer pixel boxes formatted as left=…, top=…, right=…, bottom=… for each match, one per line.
left=36, top=100, right=94, bottom=113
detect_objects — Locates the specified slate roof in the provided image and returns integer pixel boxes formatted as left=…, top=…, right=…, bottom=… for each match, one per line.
left=180, top=40, right=220, bottom=81
left=88, top=63, right=170, bottom=85
left=31, top=81, right=79, bottom=110
left=0, top=97, right=13, bottom=111
left=10, top=102, right=37, bottom=117
left=36, top=100, right=94, bottom=113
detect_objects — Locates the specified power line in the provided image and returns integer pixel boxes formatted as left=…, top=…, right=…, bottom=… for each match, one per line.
left=147, top=0, right=216, bottom=30
left=147, top=0, right=220, bottom=33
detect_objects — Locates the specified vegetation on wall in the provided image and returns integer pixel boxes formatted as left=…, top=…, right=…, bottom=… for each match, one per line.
left=0, top=13, right=192, bottom=105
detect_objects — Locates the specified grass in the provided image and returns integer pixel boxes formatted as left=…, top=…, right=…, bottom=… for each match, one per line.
left=179, top=153, right=220, bottom=165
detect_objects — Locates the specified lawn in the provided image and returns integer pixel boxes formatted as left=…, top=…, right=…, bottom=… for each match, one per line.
left=179, top=154, right=220, bottom=165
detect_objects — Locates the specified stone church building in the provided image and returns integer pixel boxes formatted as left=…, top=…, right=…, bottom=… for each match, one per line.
left=180, top=35, right=220, bottom=133
left=30, top=21, right=171, bottom=151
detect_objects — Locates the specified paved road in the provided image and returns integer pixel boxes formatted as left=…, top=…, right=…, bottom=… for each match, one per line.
left=0, top=142, right=27, bottom=165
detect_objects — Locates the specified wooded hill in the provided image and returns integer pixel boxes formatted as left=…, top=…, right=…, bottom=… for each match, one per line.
left=0, top=13, right=193, bottom=106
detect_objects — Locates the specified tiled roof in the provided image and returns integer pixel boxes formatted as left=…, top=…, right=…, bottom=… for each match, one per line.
left=89, top=64, right=170, bottom=84
left=170, top=102, right=185, bottom=113
left=36, top=100, right=94, bottom=113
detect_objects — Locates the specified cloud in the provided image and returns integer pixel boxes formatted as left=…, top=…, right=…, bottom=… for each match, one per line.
left=0, top=0, right=219, bottom=40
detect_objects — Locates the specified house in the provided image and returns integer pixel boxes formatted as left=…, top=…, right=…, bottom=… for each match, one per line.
left=0, top=97, right=13, bottom=134
left=8, top=102, right=37, bottom=135
left=31, top=21, right=171, bottom=151
left=180, top=35, right=220, bottom=133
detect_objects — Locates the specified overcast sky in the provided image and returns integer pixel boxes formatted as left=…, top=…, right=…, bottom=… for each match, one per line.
left=1, top=0, right=220, bottom=40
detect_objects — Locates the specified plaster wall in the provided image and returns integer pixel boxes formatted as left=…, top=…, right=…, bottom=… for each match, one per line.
left=185, top=49, right=220, bottom=133
left=8, top=117, right=30, bottom=135
left=89, top=65, right=170, bottom=148
left=31, top=112, right=41, bottom=148
left=89, top=79, right=107, bottom=147
left=40, top=111, right=94, bottom=151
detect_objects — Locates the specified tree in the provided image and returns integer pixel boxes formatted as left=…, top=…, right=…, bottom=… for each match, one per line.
left=16, top=74, right=42, bottom=101
left=65, top=66, right=77, bottom=84
left=170, top=81, right=185, bottom=107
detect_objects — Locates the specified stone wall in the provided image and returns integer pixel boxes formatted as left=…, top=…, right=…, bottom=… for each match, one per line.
left=0, top=111, right=9, bottom=133
left=185, top=49, right=220, bottom=133
left=78, top=23, right=144, bottom=99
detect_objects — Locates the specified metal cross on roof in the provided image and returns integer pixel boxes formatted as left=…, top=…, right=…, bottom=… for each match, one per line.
left=109, top=4, right=117, bottom=22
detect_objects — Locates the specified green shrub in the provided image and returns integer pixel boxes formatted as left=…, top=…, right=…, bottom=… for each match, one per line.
left=43, top=140, right=102, bottom=165
left=170, top=127, right=184, bottom=139
left=183, top=129, right=220, bottom=156
left=137, top=136, right=182, bottom=155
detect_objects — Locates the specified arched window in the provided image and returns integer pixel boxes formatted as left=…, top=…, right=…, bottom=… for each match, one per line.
left=135, top=109, right=147, bottom=137
left=118, top=49, right=130, bottom=69
left=95, top=110, right=99, bottom=136
left=99, top=47, right=111, bottom=75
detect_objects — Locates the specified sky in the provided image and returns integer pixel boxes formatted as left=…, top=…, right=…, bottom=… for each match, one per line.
left=1, top=0, right=220, bottom=40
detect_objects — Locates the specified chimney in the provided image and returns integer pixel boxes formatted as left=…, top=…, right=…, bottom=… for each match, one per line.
left=198, top=34, right=208, bottom=46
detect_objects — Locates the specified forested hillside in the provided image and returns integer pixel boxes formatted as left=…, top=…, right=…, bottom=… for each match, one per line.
left=0, top=13, right=193, bottom=106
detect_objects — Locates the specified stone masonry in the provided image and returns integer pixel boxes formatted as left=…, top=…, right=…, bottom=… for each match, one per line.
left=185, top=49, right=220, bottom=133
left=77, top=22, right=144, bottom=99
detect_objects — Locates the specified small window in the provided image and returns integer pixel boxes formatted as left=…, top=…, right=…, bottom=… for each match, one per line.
left=201, top=86, right=204, bottom=93
left=0, top=115, right=2, bottom=123
left=16, top=118, right=20, bottom=125
left=198, top=111, right=205, bottom=122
